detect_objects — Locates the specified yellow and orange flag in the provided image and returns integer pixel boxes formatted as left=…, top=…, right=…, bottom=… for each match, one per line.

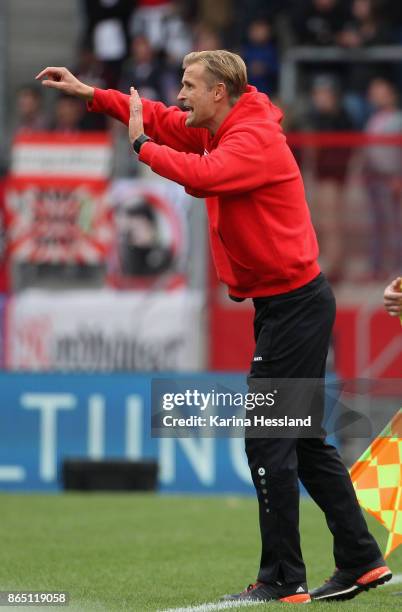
left=350, top=408, right=402, bottom=558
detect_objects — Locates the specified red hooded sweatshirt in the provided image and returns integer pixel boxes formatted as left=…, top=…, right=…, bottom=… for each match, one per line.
left=89, top=86, right=320, bottom=297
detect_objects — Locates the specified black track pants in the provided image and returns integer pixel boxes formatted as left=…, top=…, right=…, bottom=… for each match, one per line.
left=245, top=273, right=382, bottom=584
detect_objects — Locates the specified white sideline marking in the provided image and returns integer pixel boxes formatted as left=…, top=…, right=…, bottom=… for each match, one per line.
left=387, top=573, right=402, bottom=586
left=160, top=601, right=262, bottom=612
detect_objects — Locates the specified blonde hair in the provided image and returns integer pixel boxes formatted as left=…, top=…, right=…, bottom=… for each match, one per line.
left=182, top=50, right=248, bottom=104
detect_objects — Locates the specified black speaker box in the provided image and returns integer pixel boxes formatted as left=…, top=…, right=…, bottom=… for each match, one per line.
left=62, top=459, right=158, bottom=491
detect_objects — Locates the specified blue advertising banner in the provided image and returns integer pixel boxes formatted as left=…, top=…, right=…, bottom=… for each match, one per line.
left=0, top=373, right=254, bottom=493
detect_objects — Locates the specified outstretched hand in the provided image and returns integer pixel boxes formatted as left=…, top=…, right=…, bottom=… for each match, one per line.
left=384, top=277, right=402, bottom=317
left=129, top=87, right=144, bottom=145
left=35, top=67, right=94, bottom=101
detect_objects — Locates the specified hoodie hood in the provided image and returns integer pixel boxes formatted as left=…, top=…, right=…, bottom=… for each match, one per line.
left=240, top=85, right=283, bottom=124
left=210, top=85, right=283, bottom=147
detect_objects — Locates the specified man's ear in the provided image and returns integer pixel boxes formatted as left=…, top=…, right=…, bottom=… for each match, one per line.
left=214, top=82, right=226, bottom=102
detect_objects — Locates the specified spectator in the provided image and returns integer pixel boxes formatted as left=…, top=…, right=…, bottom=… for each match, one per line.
left=304, top=75, right=354, bottom=132
left=293, top=75, right=354, bottom=282
left=52, top=95, right=85, bottom=133
left=15, top=86, right=48, bottom=133
left=115, top=33, right=167, bottom=176
left=130, top=0, right=174, bottom=47
left=75, top=46, right=108, bottom=130
left=192, top=24, right=222, bottom=52
left=130, top=1, right=193, bottom=65
left=290, top=0, right=350, bottom=46
left=338, top=0, right=396, bottom=126
left=242, top=18, right=279, bottom=95
left=288, top=0, right=351, bottom=98
left=129, top=2, right=193, bottom=105
left=338, top=0, right=394, bottom=48
left=75, top=45, right=108, bottom=90
left=120, top=33, right=182, bottom=106
left=81, top=0, right=134, bottom=87
left=197, top=0, right=232, bottom=34
left=119, top=35, right=164, bottom=101
left=363, top=78, right=402, bottom=278
left=230, top=0, right=293, bottom=49
left=381, top=0, right=402, bottom=90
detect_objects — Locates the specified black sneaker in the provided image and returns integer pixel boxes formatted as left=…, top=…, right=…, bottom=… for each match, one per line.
left=221, top=581, right=311, bottom=604
left=310, top=561, right=392, bottom=601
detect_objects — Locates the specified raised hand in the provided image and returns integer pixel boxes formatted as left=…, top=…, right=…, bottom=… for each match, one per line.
left=384, top=277, right=402, bottom=317
left=35, top=67, right=94, bottom=101
left=129, top=86, right=144, bottom=144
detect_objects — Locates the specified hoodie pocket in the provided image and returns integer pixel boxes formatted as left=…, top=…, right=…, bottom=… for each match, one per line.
left=219, top=231, right=253, bottom=270
left=217, top=230, right=262, bottom=285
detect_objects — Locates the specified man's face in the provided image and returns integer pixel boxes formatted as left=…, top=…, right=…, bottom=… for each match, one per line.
left=177, top=63, right=217, bottom=129
left=312, top=85, right=338, bottom=114
left=18, top=91, right=40, bottom=118
left=368, top=80, right=397, bottom=111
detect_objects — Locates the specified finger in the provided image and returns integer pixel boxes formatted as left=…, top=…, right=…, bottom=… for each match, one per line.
left=384, top=299, right=402, bottom=306
left=386, top=309, right=402, bottom=316
left=384, top=299, right=402, bottom=307
left=391, top=277, right=402, bottom=291
left=129, top=87, right=136, bottom=104
left=35, top=67, right=63, bottom=80
left=130, top=87, right=142, bottom=104
left=40, top=79, right=65, bottom=90
left=384, top=306, right=402, bottom=313
left=129, top=91, right=142, bottom=116
left=35, top=67, right=53, bottom=79
left=384, top=292, right=402, bottom=300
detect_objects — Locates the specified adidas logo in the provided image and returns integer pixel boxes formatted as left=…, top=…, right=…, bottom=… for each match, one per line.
left=296, top=586, right=305, bottom=593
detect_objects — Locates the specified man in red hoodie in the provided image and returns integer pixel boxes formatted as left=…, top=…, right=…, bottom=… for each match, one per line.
left=37, top=51, right=391, bottom=603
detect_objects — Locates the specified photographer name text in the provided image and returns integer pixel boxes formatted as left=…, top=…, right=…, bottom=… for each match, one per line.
left=162, top=415, right=312, bottom=427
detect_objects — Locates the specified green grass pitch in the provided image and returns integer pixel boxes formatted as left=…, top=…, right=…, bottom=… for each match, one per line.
left=1, top=493, right=401, bottom=611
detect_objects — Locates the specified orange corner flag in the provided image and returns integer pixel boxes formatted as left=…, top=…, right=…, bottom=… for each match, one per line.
left=350, top=408, right=402, bottom=558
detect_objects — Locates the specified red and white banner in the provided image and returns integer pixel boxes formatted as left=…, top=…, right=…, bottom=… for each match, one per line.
left=0, top=178, right=9, bottom=292
left=106, top=178, right=191, bottom=289
left=5, top=133, right=114, bottom=266
left=10, top=133, right=112, bottom=179
left=5, top=288, right=205, bottom=371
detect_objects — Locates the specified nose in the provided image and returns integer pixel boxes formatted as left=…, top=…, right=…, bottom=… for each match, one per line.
left=177, top=87, right=185, bottom=101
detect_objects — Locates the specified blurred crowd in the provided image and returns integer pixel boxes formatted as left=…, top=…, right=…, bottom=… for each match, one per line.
left=11, top=0, right=402, bottom=283
left=14, top=0, right=402, bottom=135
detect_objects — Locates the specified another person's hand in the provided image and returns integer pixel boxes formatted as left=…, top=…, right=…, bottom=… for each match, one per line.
left=129, top=87, right=144, bottom=145
left=384, top=277, right=402, bottom=317
left=35, top=67, right=94, bottom=101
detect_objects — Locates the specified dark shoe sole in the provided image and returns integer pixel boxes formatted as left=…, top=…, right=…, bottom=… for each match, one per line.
left=311, top=567, right=393, bottom=602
